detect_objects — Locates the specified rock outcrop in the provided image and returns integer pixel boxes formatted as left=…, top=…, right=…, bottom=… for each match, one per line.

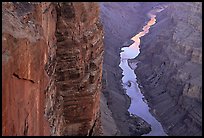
left=132, top=2, right=202, bottom=136
left=3, top=2, right=200, bottom=136
left=54, top=2, right=104, bottom=136
left=2, top=2, right=103, bottom=136
left=2, top=2, right=53, bottom=135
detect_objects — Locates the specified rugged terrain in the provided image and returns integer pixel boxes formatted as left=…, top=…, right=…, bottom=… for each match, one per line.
left=2, top=2, right=103, bottom=136
left=129, top=2, right=202, bottom=136
left=100, top=2, right=168, bottom=136
left=2, top=2, right=201, bottom=136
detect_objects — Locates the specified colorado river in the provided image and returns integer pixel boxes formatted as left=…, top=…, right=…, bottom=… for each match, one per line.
left=119, top=5, right=167, bottom=136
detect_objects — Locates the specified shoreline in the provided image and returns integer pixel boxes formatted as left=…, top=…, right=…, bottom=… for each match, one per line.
left=100, top=2, right=167, bottom=136
left=119, top=5, right=168, bottom=136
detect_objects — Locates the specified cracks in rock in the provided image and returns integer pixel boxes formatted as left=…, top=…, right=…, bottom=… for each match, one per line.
left=88, top=119, right=97, bottom=136
left=23, top=113, right=29, bottom=135
left=42, top=3, right=52, bottom=14
left=13, top=73, right=35, bottom=83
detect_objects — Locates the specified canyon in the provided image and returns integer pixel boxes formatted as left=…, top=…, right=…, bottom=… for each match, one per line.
left=119, top=5, right=167, bottom=136
left=132, top=2, right=202, bottom=136
left=2, top=2, right=202, bottom=136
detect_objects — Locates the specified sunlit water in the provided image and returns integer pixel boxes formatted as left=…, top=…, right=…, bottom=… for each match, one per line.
left=119, top=5, right=168, bottom=136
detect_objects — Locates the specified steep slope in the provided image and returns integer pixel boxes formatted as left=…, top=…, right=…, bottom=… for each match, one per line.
left=2, top=2, right=103, bottom=136
left=2, top=2, right=53, bottom=135
left=132, top=2, right=202, bottom=136
left=100, top=2, right=167, bottom=135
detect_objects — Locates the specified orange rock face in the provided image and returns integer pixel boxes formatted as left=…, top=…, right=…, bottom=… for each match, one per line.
left=2, top=2, right=52, bottom=136
left=2, top=2, right=103, bottom=136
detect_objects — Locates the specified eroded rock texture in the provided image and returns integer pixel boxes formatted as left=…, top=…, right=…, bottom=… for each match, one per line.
left=54, top=2, right=103, bottom=136
left=2, top=2, right=53, bottom=136
left=133, top=2, right=202, bottom=136
left=2, top=2, right=103, bottom=136
left=99, top=2, right=167, bottom=136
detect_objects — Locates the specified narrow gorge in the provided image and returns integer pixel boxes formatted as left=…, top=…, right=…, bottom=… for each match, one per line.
left=119, top=5, right=167, bottom=136
left=2, top=2, right=202, bottom=136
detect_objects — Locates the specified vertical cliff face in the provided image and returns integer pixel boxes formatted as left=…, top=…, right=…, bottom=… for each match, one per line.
left=2, top=2, right=53, bottom=135
left=2, top=2, right=103, bottom=136
left=133, top=2, right=202, bottom=136
left=54, top=2, right=104, bottom=136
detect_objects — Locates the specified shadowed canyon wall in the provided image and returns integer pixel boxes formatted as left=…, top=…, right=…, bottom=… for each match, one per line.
left=131, top=2, right=202, bottom=136
left=2, top=2, right=202, bottom=136
left=100, top=2, right=167, bottom=136
left=2, top=2, right=103, bottom=136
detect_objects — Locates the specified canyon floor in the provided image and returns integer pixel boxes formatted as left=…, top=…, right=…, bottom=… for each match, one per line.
left=100, top=2, right=202, bottom=136
left=100, top=2, right=167, bottom=136
left=2, top=2, right=202, bottom=136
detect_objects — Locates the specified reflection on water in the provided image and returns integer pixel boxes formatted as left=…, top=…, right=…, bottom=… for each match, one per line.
left=119, top=5, right=167, bottom=136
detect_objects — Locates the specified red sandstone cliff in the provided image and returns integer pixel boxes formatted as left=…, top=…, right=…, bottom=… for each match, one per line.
left=2, top=2, right=103, bottom=136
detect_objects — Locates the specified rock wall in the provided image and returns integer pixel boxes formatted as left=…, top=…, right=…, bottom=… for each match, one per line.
left=2, top=2, right=103, bottom=136
left=2, top=2, right=53, bottom=135
left=133, top=2, right=202, bottom=136
left=54, top=2, right=104, bottom=136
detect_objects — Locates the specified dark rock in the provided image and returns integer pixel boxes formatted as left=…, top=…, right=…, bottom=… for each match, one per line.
left=134, top=2, right=202, bottom=136
left=122, top=40, right=134, bottom=47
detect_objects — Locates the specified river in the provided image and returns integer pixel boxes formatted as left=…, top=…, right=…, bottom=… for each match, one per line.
left=119, top=5, right=168, bottom=136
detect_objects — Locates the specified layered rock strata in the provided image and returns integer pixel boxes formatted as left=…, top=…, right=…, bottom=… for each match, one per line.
left=2, top=2, right=104, bottom=136
left=54, top=2, right=104, bottom=136
left=99, top=2, right=167, bottom=135
left=131, top=2, right=202, bottom=136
